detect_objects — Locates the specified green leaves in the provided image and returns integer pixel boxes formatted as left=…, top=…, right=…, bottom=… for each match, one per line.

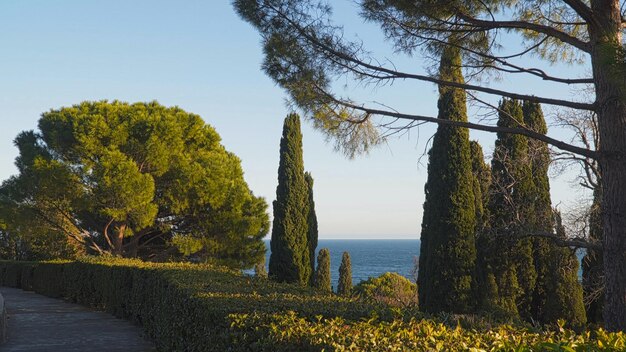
left=0, top=101, right=268, bottom=266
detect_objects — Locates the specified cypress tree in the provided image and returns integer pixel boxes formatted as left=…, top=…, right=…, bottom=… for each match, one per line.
left=486, top=98, right=536, bottom=318
left=470, top=141, right=493, bottom=310
left=542, top=210, right=587, bottom=330
left=269, top=114, right=311, bottom=284
left=417, top=45, right=476, bottom=314
left=337, top=251, right=352, bottom=296
left=523, top=101, right=586, bottom=326
left=305, top=172, right=319, bottom=286
left=583, top=187, right=604, bottom=323
left=523, top=100, right=553, bottom=322
left=315, top=248, right=331, bottom=293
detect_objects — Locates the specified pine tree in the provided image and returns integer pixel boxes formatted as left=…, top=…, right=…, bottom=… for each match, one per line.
left=583, top=187, right=604, bottom=323
left=543, top=210, right=587, bottom=330
left=315, top=248, right=331, bottom=293
left=269, top=114, right=311, bottom=284
left=486, top=98, right=536, bottom=318
left=417, top=46, right=476, bottom=314
left=337, top=251, right=352, bottom=296
left=305, top=172, right=319, bottom=286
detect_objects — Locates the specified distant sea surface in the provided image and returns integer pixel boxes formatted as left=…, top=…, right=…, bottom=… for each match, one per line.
left=261, top=239, right=420, bottom=288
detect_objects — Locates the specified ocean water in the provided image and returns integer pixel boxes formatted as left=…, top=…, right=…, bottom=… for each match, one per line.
left=261, top=239, right=420, bottom=289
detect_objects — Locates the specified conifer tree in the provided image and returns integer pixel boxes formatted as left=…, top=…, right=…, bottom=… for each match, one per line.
left=543, top=210, right=587, bottom=329
left=315, top=248, right=331, bottom=293
left=254, top=255, right=268, bottom=278
left=305, top=172, right=319, bottom=286
left=470, top=141, right=492, bottom=310
left=523, top=101, right=586, bottom=325
left=486, top=98, right=536, bottom=318
left=583, top=188, right=604, bottom=323
left=269, top=114, right=311, bottom=284
left=417, top=46, right=476, bottom=314
left=337, top=251, right=352, bottom=296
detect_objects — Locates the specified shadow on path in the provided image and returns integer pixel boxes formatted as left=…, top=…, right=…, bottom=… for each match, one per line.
left=0, top=287, right=155, bottom=352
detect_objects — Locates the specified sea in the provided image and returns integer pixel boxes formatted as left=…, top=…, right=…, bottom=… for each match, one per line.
left=256, top=239, right=587, bottom=288
left=260, top=239, right=420, bottom=289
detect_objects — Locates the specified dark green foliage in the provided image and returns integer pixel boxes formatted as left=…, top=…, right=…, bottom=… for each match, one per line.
left=486, top=99, right=536, bottom=317
left=269, top=114, right=311, bottom=285
left=542, top=211, right=587, bottom=330
left=337, top=251, right=352, bottom=296
left=354, top=272, right=418, bottom=308
left=418, top=45, right=476, bottom=314
left=470, top=141, right=493, bottom=311
left=0, top=101, right=268, bottom=267
left=305, top=172, right=318, bottom=286
left=314, top=248, right=331, bottom=293
left=583, top=188, right=604, bottom=324
left=523, top=101, right=586, bottom=326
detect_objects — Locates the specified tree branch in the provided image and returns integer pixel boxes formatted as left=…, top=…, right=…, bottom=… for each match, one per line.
left=457, top=14, right=591, bottom=52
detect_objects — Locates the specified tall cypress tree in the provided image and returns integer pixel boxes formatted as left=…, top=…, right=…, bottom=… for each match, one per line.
left=583, top=187, right=604, bottom=323
left=337, top=251, right=352, bottom=296
left=542, top=210, right=587, bottom=329
left=315, top=248, right=331, bottom=293
left=523, top=101, right=586, bottom=325
left=305, top=172, right=319, bottom=286
left=418, top=45, right=476, bottom=314
left=470, top=141, right=493, bottom=310
left=486, top=98, right=536, bottom=317
left=269, top=114, right=311, bottom=284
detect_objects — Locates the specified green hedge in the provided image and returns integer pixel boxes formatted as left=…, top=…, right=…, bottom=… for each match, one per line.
left=0, top=258, right=624, bottom=351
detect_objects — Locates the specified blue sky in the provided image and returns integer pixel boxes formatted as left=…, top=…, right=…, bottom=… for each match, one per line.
left=0, top=1, right=591, bottom=239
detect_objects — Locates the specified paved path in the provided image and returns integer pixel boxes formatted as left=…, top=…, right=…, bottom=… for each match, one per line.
left=0, top=287, right=156, bottom=352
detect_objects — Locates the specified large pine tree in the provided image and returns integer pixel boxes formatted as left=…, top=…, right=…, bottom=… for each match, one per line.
left=269, top=114, right=311, bottom=284
left=523, top=101, right=586, bottom=326
left=486, top=98, right=536, bottom=317
left=305, top=172, right=319, bottom=286
left=418, top=46, right=476, bottom=314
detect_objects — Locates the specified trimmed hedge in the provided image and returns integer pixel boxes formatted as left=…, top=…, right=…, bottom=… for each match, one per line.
left=0, top=258, right=624, bottom=351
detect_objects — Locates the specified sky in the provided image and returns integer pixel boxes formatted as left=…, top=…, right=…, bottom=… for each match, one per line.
left=0, top=1, right=592, bottom=239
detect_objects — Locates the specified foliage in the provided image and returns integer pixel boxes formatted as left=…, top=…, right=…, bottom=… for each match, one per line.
left=355, top=272, right=418, bottom=308
left=314, top=248, right=331, bottom=293
left=485, top=99, right=536, bottom=317
left=305, top=172, right=318, bottom=286
left=523, top=101, right=586, bottom=327
left=2, top=259, right=626, bottom=351
left=583, top=187, right=604, bottom=324
left=254, top=254, right=268, bottom=278
left=0, top=101, right=268, bottom=268
left=269, top=114, right=311, bottom=284
left=418, top=45, right=476, bottom=314
left=542, top=211, right=587, bottom=331
left=337, top=251, right=352, bottom=296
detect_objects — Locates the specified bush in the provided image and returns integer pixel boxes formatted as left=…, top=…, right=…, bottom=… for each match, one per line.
left=354, top=272, right=418, bottom=308
left=0, top=259, right=624, bottom=351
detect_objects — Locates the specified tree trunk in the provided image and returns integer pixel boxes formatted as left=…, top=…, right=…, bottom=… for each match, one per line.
left=591, top=0, right=626, bottom=331
left=113, top=224, right=126, bottom=257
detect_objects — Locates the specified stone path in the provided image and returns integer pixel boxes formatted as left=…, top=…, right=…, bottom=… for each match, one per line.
left=0, top=287, right=156, bottom=352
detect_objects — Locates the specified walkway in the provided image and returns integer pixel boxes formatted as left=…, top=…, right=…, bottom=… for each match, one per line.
left=0, top=287, right=155, bottom=352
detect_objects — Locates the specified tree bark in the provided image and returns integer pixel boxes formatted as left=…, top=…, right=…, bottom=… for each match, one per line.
left=112, top=224, right=126, bottom=257
left=591, top=0, right=626, bottom=331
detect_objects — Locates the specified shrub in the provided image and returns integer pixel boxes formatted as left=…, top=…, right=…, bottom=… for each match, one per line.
left=354, top=272, right=418, bottom=308
left=0, top=259, right=624, bottom=351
